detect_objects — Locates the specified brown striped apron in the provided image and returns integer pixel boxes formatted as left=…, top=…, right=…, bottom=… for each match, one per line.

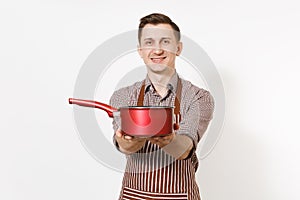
left=119, top=79, right=199, bottom=200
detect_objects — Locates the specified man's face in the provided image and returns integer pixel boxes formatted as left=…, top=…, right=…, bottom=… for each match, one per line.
left=138, top=23, right=182, bottom=73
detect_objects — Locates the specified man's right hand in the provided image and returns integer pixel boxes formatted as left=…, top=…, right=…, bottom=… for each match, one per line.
left=114, top=129, right=147, bottom=154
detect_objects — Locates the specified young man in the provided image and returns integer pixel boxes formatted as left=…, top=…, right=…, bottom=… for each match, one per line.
left=110, top=13, right=214, bottom=200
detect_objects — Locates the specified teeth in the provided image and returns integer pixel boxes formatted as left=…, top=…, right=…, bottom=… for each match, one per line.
left=152, top=58, right=162, bottom=63
left=151, top=57, right=165, bottom=63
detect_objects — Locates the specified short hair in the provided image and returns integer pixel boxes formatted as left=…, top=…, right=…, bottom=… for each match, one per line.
left=138, top=13, right=181, bottom=43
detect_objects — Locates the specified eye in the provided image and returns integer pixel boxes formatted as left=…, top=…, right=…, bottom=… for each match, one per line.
left=144, top=40, right=152, bottom=46
left=162, top=39, right=170, bottom=45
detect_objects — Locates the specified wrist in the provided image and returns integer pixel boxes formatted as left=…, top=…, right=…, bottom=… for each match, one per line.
left=162, top=134, right=193, bottom=159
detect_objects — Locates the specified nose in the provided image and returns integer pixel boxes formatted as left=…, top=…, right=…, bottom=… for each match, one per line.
left=153, top=44, right=163, bottom=54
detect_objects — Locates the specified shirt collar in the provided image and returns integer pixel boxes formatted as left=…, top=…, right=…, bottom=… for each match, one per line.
left=144, top=71, right=179, bottom=94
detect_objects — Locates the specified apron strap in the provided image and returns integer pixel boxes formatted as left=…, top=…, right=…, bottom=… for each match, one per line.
left=174, top=79, right=182, bottom=123
left=137, top=79, right=182, bottom=123
left=137, top=82, right=145, bottom=107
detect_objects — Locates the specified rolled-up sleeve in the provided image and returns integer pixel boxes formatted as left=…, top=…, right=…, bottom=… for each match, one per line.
left=176, top=88, right=215, bottom=150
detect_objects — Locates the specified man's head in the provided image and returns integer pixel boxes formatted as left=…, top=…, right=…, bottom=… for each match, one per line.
left=138, top=13, right=183, bottom=71
left=138, top=13, right=181, bottom=43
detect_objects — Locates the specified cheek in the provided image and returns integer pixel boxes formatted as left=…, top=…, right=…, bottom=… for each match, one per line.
left=162, top=44, right=178, bottom=53
left=166, top=53, right=176, bottom=60
left=140, top=49, right=151, bottom=57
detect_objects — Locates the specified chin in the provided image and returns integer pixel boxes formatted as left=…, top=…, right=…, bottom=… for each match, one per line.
left=147, top=64, right=169, bottom=73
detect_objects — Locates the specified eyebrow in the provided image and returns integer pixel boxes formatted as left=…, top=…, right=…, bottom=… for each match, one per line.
left=143, top=38, right=153, bottom=41
left=143, top=37, right=172, bottom=41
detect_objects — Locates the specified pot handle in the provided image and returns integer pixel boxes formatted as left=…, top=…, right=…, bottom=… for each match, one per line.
left=68, top=98, right=117, bottom=118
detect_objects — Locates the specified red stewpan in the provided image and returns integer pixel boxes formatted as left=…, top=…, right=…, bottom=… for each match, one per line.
left=69, top=98, right=178, bottom=137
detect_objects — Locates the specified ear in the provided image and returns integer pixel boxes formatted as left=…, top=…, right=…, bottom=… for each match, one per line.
left=137, top=44, right=143, bottom=58
left=176, top=42, right=183, bottom=56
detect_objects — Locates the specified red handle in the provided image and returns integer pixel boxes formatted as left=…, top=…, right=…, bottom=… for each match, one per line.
left=68, top=98, right=117, bottom=118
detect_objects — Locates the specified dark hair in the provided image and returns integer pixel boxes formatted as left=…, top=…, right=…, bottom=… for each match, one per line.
left=138, top=13, right=181, bottom=43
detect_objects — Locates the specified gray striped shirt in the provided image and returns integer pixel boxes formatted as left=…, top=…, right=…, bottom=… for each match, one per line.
left=110, top=72, right=214, bottom=200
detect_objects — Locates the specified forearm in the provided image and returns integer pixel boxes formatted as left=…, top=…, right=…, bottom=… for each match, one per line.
left=119, top=145, right=141, bottom=155
left=162, top=134, right=193, bottom=160
left=119, top=142, right=145, bottom=154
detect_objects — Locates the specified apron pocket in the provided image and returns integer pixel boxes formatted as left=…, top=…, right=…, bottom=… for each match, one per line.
left=122, top=186, right=188, bottom=200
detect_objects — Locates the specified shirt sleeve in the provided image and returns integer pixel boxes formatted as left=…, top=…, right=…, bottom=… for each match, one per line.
left=175, top=88, right=215, bottom=151
left=109, top=87, right=131, bottom=150
left=109, top=87, right=131, bottom=131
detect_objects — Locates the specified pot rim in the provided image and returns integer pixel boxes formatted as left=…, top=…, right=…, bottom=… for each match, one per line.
left=118, top=106, right=174, bottom=109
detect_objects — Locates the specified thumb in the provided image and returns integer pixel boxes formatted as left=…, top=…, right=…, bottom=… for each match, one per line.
left=116, top=129, right=123, bottom=138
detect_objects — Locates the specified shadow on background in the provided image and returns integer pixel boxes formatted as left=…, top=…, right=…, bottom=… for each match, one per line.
left=197, top=68, right=271, bottom=200
left=198, top=125, right=270, bottom=200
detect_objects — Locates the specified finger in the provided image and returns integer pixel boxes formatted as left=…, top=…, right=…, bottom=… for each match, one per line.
left=124, top=135, right=133, bottom=140
left=164, top=132, right=175, bottom=140
left=136, top=137, right=147, bottom=142
left=148, top=138, right=158, bottom=144
left=155, top=136, right=168, bottom=141
left=164, top=135, right=173, bottom=140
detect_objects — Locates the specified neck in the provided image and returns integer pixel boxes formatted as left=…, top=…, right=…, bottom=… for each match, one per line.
left=147, top=68, right=175, bottom=96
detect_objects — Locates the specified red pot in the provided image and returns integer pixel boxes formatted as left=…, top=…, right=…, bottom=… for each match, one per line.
left=69, top=98, right=179, bottom=137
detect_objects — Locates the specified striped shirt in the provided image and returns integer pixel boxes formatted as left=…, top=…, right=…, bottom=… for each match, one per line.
left=110, top=72, right=214, bottom=200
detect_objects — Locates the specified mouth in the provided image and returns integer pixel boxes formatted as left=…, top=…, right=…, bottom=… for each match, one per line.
left=150, top=56, right=166, bottom=64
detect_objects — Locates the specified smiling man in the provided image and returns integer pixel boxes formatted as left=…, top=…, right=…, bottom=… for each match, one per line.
left=110, top=13, right=214, bottom=200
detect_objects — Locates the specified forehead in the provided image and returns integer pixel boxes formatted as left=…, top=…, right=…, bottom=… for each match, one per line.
left=141, top=24, right=176, bottom=39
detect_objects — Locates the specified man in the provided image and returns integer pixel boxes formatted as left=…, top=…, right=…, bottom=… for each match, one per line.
left=110, top=13, right=214, bottom=200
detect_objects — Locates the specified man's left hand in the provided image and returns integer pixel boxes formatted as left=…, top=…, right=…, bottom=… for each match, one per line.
left=148, top=132, right=175, bottom=148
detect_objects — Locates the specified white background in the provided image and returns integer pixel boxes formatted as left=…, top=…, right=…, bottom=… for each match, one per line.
left=1, top=0, right=300, bottom=199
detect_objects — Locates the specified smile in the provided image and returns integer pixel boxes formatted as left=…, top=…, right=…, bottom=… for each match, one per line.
left=150, top=57, right=166, bottom=63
